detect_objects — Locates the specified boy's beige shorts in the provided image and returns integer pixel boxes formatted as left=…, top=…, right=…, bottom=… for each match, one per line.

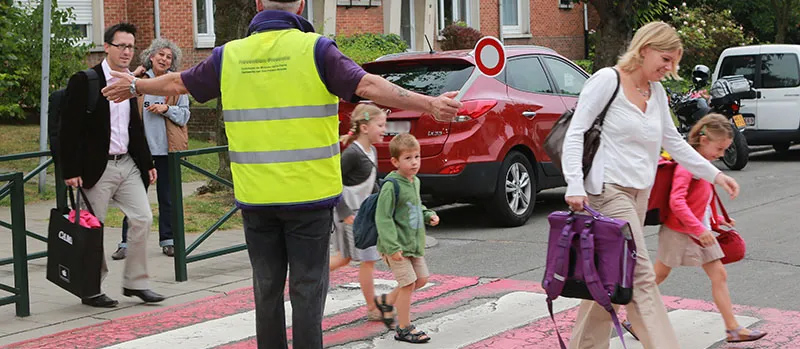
left=382, top=255, right=430, bottom=287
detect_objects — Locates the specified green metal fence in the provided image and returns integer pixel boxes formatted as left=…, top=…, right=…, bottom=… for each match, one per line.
left=168, top=146, right=244, bottom=282
left=0, top=151, right=65, bottom=267
left=0, top=172, right=31, bottom=316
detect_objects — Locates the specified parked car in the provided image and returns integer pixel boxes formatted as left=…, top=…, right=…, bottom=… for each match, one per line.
left=713, top=44, right=800, bottom=152
left=338, top=46, right=589, bottom=227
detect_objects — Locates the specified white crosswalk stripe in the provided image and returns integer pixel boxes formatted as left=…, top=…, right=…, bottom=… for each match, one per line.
left=103, top=279, right=403, bottom=349
left=335, top=292, right=581, bottom=349
left=609, top=309, right=758, bottom=349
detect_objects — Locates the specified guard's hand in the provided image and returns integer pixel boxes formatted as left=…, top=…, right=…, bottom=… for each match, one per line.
left=147, top=104, right=169, bottom=114
left=714, top=173, right=739, bottom=199
left=429, top=215, right=440, bottom=226
left=65, top=176, right=83, bottom=187
left=565, top=195, right=588, bottom=212
left=698, top=231, right=716, bottom=247
left=391, top=251, right=404, bottom=261
left=343, top=215, right=355, bottom=225
left=102, top=71, right=136, bottom=103
left=148, top=168, right=157, bottom=185
left=430, top=91, right=462, bottom=122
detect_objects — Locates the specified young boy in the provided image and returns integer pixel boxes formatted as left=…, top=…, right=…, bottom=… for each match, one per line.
left=375, top=133, right=440, bottom=344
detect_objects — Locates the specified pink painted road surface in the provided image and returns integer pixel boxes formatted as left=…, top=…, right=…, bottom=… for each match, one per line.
left=3, top=267, right=799, bottom=349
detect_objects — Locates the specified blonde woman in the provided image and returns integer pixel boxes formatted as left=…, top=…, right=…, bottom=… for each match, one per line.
left=562, top=22, right=740, bottom=349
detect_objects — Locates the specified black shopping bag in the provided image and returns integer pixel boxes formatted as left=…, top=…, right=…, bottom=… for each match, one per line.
left=46, top=187, right=103, bottom=298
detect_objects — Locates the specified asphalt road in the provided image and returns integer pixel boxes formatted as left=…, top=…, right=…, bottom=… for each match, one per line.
left=419, top=145, right=800, bottom=311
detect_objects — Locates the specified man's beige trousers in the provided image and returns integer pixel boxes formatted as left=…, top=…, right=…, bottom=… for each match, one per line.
left=82, top=155, right=152, bottom=291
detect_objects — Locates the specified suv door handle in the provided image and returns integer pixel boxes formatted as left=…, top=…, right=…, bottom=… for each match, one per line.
left=522, top=111, right=537, bottom=118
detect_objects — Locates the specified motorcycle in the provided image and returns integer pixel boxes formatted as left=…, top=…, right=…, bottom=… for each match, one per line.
left=668, top=65, right=757, bottom=170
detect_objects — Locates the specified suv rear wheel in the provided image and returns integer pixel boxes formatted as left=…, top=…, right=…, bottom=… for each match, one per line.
left=487, top=151, right=536, bottom=227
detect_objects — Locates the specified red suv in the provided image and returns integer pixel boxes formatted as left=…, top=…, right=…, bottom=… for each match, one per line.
left=339, top=46, right=589, bottom=226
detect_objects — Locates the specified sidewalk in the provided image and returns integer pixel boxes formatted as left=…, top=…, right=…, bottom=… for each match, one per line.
left=0, top=181, right=254, bottom=345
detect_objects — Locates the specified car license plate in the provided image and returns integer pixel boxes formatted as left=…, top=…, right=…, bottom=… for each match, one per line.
left=386, top=121, right=411, bottom=136
left=733, top=114, right=746, bottom=128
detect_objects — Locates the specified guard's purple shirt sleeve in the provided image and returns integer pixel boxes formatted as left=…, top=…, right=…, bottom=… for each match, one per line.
left=180, top=46, right=223, bottom=103
left=317, top=37, right=367, bottom=103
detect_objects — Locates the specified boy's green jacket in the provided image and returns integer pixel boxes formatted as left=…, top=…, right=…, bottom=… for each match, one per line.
left=376, top=171, right=435, bottom=257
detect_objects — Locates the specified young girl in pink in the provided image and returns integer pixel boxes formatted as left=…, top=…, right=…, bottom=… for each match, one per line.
left=653, top=114, right=766, bottom=343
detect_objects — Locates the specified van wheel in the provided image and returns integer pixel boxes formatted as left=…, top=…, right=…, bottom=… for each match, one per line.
left=487, top=151, right=536, bottom=227
left=774, top=143, right=791, bottom=153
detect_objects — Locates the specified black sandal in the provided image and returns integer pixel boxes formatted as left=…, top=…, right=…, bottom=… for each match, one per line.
left=394, top=324, right=430, bottom=343
left=374, top=294, right=395, bottom=329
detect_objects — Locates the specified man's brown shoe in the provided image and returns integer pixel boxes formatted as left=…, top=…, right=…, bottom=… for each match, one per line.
left=162, top=246, right=174, bottom=257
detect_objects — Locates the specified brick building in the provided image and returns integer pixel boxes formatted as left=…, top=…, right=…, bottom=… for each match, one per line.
left=66, top=0, right=596, bottom=69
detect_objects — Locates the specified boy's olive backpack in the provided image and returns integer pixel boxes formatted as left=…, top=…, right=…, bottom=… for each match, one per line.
left=353, top=178, right=400, bottom=249
left=48, top=69, right=100, bottom=166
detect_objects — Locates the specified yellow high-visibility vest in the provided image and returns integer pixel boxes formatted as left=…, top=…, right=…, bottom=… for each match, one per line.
left=220, top=29, right=341, bottom=206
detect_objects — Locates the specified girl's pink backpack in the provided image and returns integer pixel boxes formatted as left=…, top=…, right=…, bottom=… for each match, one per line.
left=645, top=157, right=677, bottom=226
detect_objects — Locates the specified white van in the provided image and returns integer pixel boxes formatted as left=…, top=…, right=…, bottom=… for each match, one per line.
left=713, top=44, right=800, bottom=152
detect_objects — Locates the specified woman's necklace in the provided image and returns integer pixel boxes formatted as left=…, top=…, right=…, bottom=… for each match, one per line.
left=636, top=84, right=651, bottom=98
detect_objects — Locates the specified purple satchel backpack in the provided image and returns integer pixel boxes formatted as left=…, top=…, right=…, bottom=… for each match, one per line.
left=542, top=205, right=637, bottom=349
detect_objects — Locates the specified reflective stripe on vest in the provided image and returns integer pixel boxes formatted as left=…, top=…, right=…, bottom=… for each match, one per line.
left=220, top=29, right=341, bottom=206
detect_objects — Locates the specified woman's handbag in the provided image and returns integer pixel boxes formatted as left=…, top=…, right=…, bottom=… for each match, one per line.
left=543, top=68, right=620, bottom=177
left=46, top=187, right=104, bottom=298
left=710, top=189, right=746, bottom=264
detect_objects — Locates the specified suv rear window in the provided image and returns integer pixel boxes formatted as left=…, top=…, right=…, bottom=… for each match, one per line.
left=365, top=61, right=474, bottom=97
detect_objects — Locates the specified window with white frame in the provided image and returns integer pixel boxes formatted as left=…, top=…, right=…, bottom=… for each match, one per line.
left=438, top=0, right=470, bottom=33
left=195, top=0, right=215, bottom=48
left=57, top=0, right=94, bottom=44
left=559, top=0, right=573, bottom=9
left=501, top=0, right=528, bottom=35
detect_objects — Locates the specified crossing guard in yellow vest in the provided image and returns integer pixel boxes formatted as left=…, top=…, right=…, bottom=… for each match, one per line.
left=100, top=2, right=463, bottom=348
left=221, top=29, right=342, bottom=207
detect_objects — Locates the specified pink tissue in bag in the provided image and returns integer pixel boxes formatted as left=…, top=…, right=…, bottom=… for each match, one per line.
left=68, top=210, right=102, bottom=229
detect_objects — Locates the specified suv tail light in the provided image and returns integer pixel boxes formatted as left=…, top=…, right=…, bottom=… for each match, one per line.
left=731, top=103, right=740, bottom=113
left=453, top=100, right=497, bottom=122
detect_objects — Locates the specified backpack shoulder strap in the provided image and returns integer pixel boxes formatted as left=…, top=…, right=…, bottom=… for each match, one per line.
left=597, top=68, right=621, bottom=127
left=83, top=68, right=100, bottom=115
left=579, top=223, right=629, bottom=349
left=384, top=178, right=401, bottom=213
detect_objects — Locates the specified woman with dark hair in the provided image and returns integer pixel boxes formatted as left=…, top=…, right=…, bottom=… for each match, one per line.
left=114, top=38, right=190, bottom=259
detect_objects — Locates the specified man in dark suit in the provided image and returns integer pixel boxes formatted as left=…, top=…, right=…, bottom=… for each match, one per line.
left=59, top=23, right=164, bottom=308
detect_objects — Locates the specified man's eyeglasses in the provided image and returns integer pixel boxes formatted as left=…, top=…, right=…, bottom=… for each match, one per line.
left=108, top=42, right=135, bottom=52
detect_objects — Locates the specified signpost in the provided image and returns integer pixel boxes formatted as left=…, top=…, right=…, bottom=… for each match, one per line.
left=455, top=36, right=507, bottom=101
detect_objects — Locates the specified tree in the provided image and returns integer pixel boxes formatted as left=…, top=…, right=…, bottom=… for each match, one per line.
left=0, top=1, right=89, bottom=119
left=583, top=0, right=669, bottom=70
left=667, top=5, right=752, bottom=78
left=200, top=0, right=257, bottom=193
left=772, top=0, right=800, bottom=43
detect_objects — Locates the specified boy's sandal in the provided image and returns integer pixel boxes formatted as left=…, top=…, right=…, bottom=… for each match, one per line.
left=374, top=294, right=395, bottom=329
left=726, top=326, right=767, bottom=343
left=621, top=320, right=639, bottom=341
left=394, top=324, right=431, bottom=343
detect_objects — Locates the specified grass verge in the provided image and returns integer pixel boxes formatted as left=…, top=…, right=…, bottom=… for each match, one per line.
left=104, top=190, right=242, bottom=233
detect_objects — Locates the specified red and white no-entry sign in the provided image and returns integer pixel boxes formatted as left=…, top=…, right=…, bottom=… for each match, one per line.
left=474, top=36, right=506, bottom=77
left=455, top=36, right=506, bottom=101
